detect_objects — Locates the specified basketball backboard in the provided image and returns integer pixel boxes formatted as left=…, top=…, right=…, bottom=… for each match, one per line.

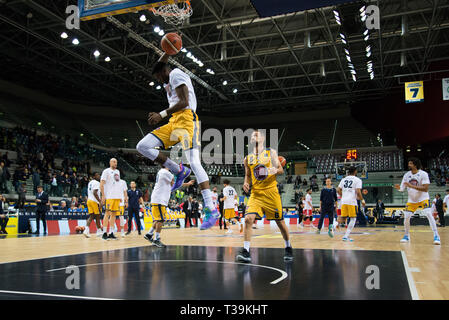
left=78, top=0, right=173, bottom=21
left=335, top=161, right=368, bottom=180
left=250, top=0, right=358, bottom=18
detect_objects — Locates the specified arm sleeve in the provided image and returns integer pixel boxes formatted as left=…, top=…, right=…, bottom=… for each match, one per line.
left=170, top=70, right=189, bottom=89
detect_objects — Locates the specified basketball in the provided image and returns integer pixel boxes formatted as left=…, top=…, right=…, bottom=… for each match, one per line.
left=362, top=189, right=368, bottom=195
left=161, top=33, right=182, bottom=55
left=278, top=156, right=287, bottom=167
left=75, top=226, right=81, bottom=233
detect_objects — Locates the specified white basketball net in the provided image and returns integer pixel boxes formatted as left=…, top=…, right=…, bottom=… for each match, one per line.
left=151, top=1, right=193, bottom=25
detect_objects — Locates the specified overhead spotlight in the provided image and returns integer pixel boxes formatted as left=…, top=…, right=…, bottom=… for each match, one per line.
left=186, top=52, right=192, bottom=58
left=370, top=73, right=375, bottom=80
left=222, top=80, right=228, bottom=86
left=198, top=62, right=204, bottom=67
left=344, top=49, right=350, bottom=55
left=93, top=50, right=100, bottom=57
left=361, top=15, right=367, bottom=22
left=348, top=63, right=355, bottom=69
left=364, top=35, right=369, bottom=41
left=352, top=74, right=357, bottom=82
left=233, top=88, right=238, bottom=94
left=149, top=81, right=155, bottom=86
left=181, top=48, right=187, bottom=53
left=209, top=70, right=215, bottom=75
left=139, top=14, right=147, bottom=22
left=156, top=85, right=161, bottom=90
left=158, top=30, right=165, bottom=36
left=154, top=26, right=161, bottom=33
left=333, top=10, right=339, bottom=16
left=350, top=69, right=356, bottom=75
left=346, top=55, right=351, bottom=62
left=105, top=56, right=111, bottom=62
left=366, top=51, right=372, bottom=57
left=341, top=38, right=347, bottom=44
left=366, top=45, right=371, bottom=52
left=72, top=38, right=79, bottom=45
left=360, top=6, right=366, bottom=13
left=335, top=17, right=341, bottom=25
left=206, top=68, right=211, bottom=73
left=60, top=32, right=68, bottom=39
left=339, top=33, right=346, bottom=39
left=363, top=29, right=369, bottom=36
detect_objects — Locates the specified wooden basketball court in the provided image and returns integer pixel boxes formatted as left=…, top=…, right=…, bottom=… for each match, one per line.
left=0, top=224, right=446, bottom=300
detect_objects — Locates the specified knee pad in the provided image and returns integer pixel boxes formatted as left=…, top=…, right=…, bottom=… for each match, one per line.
left=136, top=134, right=161, bottom=161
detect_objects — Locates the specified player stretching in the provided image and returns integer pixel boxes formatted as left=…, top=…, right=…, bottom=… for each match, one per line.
left=144, top=167, right=194, bottom=247
left=117, top=179, right=128, bottom=237
left=100, top=158, right=122, bottom=241
left=222, top=179, right=242, bottom=234
left=83, top=172, right=102, bottom=238
left=136, top=53, right=219, bottom=230
left=336, top=166, right=365, bottom=242
left=236, top=130, right=293, bottom=263
left=395, top=158, right=441, bottom=245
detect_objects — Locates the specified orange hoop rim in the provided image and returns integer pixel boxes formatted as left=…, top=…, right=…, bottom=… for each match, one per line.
left=149, top=0, right=192, bottom=17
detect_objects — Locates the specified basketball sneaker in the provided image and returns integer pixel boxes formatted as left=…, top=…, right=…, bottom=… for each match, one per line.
left=226, top=228, right=233, bottom=234
left=328, top=227, right=334, bottom=238
left=284, top=247, right=293, bottom=261
left=102, top=232, right=109, bottom=241
left=200, top=207, right=219, bottom=230
left=315, top=229, right=320, bottom=234
left=434, top=235, right=441, bottom=245
left=108, top=233, right=118, bottom=240
left=152, top=239, right=166, bottom=248
left=83, top=227, right=90, bottom=238
left=400, top=235, right=410, bottom=243
left=236, top=248, right=251, bottom=263
left=144, top=233, right=153, bottom=243
left=171, top=163, right=191, bottom=192
left=121, top=231, right=125, bottom=238
left=342, top=236, right=354, bottom=242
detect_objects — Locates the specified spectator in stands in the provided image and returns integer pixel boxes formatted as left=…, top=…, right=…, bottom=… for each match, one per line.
left=43, top=170, right=52, bottom=193
left=59, top=200, right=68, bottom=212
left=375, top=199, right=385, bottom=222
left=302, top=178, right=308, bottom=187
left=57, top=171, right=65, bottom=196
left=35, top=185, right=49, bottom=235
left=294, top=175, right=301, bottom=189
left=50, top=173, right=58, bottom=196
left=0, top=195, right=9, bottom=234
left=63, top=173, right=71, bottom=196
left=32, top=169, right=40, bottom=194
left=435, top=194, right=445, bottom=227
left=0, top=161, right=9, bottom=193
left=16, top=183, right=26, bottom=209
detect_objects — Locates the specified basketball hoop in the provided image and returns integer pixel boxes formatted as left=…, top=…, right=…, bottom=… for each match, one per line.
left=150, top=0, right=193, bottom=26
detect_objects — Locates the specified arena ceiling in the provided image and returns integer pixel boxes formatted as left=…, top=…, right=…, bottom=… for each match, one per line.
left=1, top=0, right=449, bottom=117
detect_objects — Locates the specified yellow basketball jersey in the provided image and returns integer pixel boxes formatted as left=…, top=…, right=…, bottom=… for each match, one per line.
left=247, top=149, right=277, bottom=190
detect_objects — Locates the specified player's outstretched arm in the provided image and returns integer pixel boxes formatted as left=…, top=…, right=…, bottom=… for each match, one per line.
left=243, top=157, right=251, bottom=193
left=269, top=149, right=283, bottom=175
left=181, top=179, right=195, bottom=188
left=149, top=84, right=189, bottom=125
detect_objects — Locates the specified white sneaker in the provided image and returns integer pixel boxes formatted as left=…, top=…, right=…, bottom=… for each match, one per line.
left=83, top=229, right=90, bottom=238
left=121, top=231, right=125, bottom=238
left=226, top=229, right=233, bottom=234
left=298, top=223, right=304, bottom=229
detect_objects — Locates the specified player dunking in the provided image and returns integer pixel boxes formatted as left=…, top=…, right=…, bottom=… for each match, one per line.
left=236, top=130, right=293, bottom=263
left=144, top=167, right=194, bottom=247
left=83, top=172, right=102, bottom=238
left=100, top=158, right=122, bottom=241
left=136, top=53, right=219, bottom=230
left=395, top=158, right=441, bottom=245
left=336, top=166, right=365, bottom=242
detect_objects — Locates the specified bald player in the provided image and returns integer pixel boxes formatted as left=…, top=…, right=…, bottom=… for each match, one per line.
left=100, top=158, right=122, bottom=241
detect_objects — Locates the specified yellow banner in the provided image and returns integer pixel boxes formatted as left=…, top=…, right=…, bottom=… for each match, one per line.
left=405, top=81, right=424, bottom=103
left=5, top=216, right=18, bottom=235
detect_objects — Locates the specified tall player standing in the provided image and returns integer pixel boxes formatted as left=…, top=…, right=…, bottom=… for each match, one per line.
left=222, top=179, right=242, bottom=234
left=395, top=158, right=441, bottom=245
left=100, top=158, right=122, bottom=241
left=136, top=50, right=219, bottom=230
left=83, top=172, right=103, bottom=238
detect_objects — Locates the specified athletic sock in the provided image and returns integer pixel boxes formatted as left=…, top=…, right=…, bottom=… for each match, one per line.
left=85, top=226, right=89, bottom=233
left=155, top=232, right=161, bottom=240
left=148, top=227, right=155, bottom=235
left=201, top=189, right=215, bottom=211
left=163, top=158, right=181, bottom=175
left=285, top=240, right=291, bottom=248
left=344, top=218, right=356, bottom=238
left=244, top=241, right=250, bottom=251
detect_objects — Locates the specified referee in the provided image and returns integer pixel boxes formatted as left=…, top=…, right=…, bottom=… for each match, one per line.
left=126, top=181, right=144, bottom=235
left=317, top=178, right=337, bottom=237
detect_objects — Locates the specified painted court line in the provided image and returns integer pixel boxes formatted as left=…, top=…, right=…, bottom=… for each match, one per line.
left=46, top=259, right=288, bottom=285
left=401, top=251, right=420, bottom=300
left=0, top=289, right=118, bottom=300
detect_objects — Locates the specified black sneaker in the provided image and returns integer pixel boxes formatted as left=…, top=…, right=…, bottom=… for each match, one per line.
left=284, top=247, right=293, bottom=261
left=102, top=232, right=109, bottom=241
left=125, top=231, right=131, bottom=235
left=144, top=233, right=153, bottom=243
left=235, top=248, right=251, bottom=263
left=108, top=233, right=118, bottom=240
left=152, top=239, right=166, bottom=248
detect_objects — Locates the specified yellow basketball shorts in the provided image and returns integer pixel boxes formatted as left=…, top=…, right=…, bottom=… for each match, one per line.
left=224, top=208, right=236, bottom=220
left=341, top=204, right=357, bottom=218
left=105, top=199, right=120, bottom=213
left=87, top=200, right=100, bottom=215
left=151, top=109, right=201, bottom=150
left=151, top=203, right=167, bottom=222
left=246, top=187, right=283, bottom=220
left=405, top=200, right=430, bottom=213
